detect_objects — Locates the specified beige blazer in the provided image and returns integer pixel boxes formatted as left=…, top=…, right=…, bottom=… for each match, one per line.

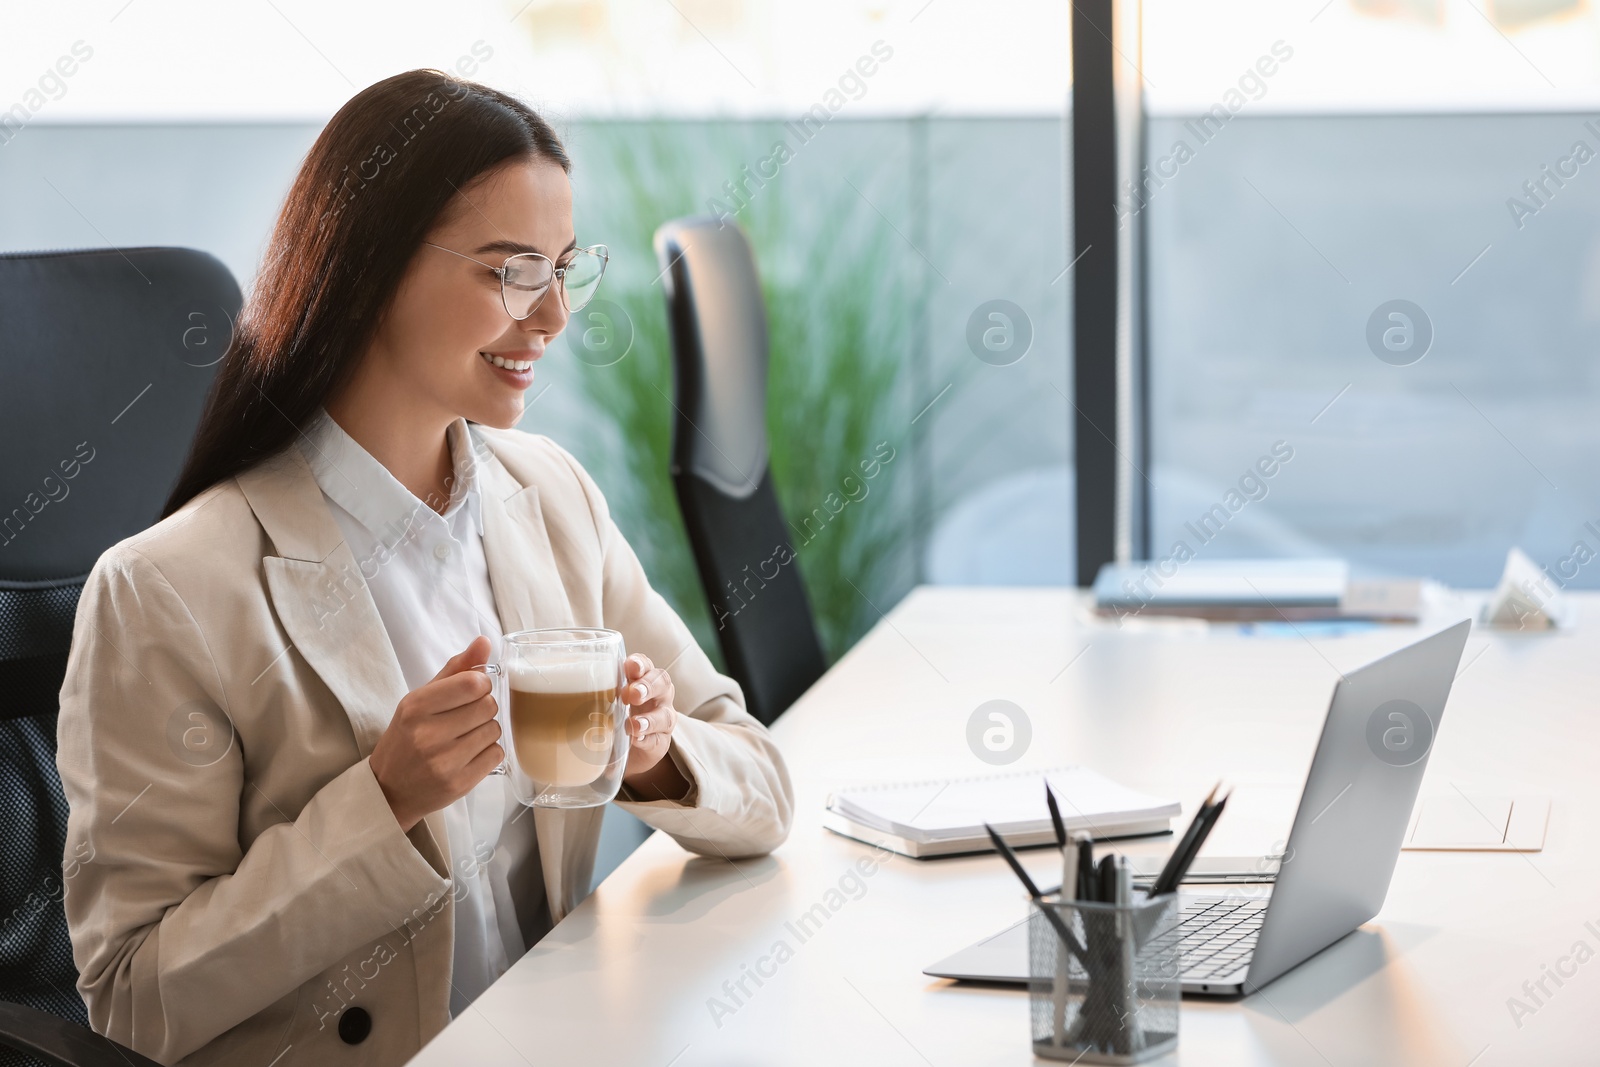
left=55, top=426, right=794, bottom=1066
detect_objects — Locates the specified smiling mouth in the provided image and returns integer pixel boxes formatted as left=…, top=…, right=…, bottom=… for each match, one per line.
left=480, top=351, right=536, bottom=371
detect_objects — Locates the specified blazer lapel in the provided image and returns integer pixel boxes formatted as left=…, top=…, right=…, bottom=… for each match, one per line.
left=472, top=429, right=574, bottom=636
left=473, top=431, right=601, bottom=924
left=234, top=446, right=410, bottom=759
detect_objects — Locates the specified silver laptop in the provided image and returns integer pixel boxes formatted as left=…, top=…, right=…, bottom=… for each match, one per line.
left=924, top=620, right=1472, bottom=996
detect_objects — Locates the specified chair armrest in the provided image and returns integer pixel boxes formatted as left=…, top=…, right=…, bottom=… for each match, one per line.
left=0, top=1001, right=163, bottom=1067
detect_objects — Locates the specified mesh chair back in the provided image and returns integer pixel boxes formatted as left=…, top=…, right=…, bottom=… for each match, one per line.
left=0, top=248, right=239, bottom=1060
left=653, top=220, right=825, bottom=726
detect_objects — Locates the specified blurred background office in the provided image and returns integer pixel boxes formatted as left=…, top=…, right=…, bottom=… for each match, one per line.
left=7, top=0, right=1600, bottom=879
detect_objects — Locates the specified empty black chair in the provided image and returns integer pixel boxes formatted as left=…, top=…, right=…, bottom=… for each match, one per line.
left=0, top=247, right=240, bottom=1067
left=653, top=218, right=827, bottom=727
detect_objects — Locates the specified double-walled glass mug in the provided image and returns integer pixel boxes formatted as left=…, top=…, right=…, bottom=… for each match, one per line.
left=479, top=628, right=630, bottom=808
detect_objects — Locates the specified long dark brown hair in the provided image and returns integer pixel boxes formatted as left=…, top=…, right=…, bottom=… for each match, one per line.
left=162, top=69, right=570, bottom=519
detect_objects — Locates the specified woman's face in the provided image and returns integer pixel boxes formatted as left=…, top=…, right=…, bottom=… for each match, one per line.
left=367, top=156, right=575, bottom=430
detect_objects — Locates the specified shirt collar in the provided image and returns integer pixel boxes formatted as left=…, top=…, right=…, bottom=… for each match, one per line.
left=297, top=408, right=485, bottom=550
left=444, top=417, right=487, bottom=538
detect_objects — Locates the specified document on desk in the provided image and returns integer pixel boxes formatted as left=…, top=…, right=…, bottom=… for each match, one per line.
left=1402, top=795, right=1550, bottom=851
left=1091, top=558, right=1424, bottom=622
left=824, top=767, right=1181, bottom=859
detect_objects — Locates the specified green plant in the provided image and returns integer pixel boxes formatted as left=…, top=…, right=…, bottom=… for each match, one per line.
left=760, top=214, right=910, bottom=659
left=564, top=119, right=914, bottom=668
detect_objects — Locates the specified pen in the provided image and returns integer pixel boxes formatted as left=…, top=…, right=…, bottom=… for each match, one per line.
left=1153, top=789, right=1230, bottom=897
left=1077, top=835, right=1096, bottom=901
left=1149, top=781, right=1221, bottom=897
left=1097, top=853, right=1117, bottom=905
left=1115, top=856, right=1140, bottom=1055
left=1053, top=830, right=1085, bottom=1047
left=1063, top=831, right=1085, bottom=902
left=1045, top=783, right=1069, bottom=848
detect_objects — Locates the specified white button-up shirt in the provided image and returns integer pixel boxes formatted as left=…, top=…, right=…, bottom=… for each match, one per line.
left=297, top=407, right=524, bottom=1018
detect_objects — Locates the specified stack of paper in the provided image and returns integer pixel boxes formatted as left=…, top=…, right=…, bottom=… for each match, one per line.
left=824, top=767, right=1181, bottom=859
left=1093, top=558, right=1421, bottom=622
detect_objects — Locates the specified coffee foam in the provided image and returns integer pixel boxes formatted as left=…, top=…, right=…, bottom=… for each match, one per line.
left=507, top=655, right=614, bottom=694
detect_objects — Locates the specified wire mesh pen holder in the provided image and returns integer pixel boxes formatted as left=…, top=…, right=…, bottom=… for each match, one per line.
left=1027, top=893, right=1181, bottom=1063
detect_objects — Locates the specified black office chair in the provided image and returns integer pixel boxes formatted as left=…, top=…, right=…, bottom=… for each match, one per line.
left=653, top=218, right=827, bottom=727
left=0, top=247, right=240, bottom=1067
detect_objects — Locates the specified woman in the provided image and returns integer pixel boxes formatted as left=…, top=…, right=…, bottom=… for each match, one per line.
left=55, top=69, right=793, bottom=1066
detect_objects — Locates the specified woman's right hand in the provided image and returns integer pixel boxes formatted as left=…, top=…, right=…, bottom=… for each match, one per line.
left=369, top=635, right=504, bottom=833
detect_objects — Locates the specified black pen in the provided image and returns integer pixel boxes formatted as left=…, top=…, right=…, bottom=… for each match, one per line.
left=1153, top=790, right=1230, bottom=897
left=1097, top=853, right=1117, bottom=904
left=1077, top=834, right=1096, bottom=901
left=1045, top=784, right=1069, bottom=849
left=1149, top=781, right=1222, bottom=897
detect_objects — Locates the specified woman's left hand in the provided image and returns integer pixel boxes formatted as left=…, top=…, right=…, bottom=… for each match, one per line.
left=619, top=653, right=690, bottom=798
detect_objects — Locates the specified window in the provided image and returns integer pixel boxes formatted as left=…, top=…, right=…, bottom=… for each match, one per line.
left=1143, top=0, right=1600, bottom=587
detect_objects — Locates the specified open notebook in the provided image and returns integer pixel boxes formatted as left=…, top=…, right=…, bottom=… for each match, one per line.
left=823, top=767, right=1181, bottom=858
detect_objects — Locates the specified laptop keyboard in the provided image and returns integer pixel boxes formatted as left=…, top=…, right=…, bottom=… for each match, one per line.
left=1143, top=897, right=1268, bottom=981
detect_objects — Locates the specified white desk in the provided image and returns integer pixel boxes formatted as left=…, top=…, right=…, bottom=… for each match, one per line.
left=409, top=587, right=1598, bottom=1066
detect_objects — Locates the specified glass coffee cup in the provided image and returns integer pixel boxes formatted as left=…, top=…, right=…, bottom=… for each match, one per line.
left=479, top=627, right=630, bottom=808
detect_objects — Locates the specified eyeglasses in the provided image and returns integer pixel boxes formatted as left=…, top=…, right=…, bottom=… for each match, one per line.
left=423, top=241, right=609, bottom=319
